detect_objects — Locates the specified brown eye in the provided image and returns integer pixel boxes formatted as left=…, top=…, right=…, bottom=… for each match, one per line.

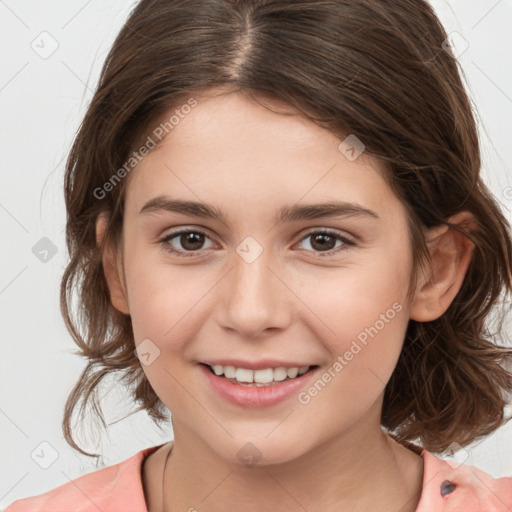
left=297, top=229, right=355, bottom=256
left=177, top=232, right=206, bottom=251
left=160, top=229, right=214, bottom=257
left=309, top=233, right=337, bottom=252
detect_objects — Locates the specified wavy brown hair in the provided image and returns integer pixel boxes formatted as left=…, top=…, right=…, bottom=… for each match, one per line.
left=61, top=0, right=512, bottom=458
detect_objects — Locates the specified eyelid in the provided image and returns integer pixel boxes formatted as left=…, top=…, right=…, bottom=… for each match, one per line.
left=159, top=227, right=216, bottom=257
left=297, top=226, right=356, bottom=244
left=293, top=227, right=356, bottom=256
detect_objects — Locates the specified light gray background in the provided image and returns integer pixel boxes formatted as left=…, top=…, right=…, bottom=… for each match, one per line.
left=1, top=0, right=511, bottom=507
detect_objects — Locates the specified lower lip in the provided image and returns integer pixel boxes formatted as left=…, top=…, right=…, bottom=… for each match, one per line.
left=199, top=364, right=319, bottom=408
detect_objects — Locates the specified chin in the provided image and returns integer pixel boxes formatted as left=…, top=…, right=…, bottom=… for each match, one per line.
left=207, top=433, right=307, bottom=468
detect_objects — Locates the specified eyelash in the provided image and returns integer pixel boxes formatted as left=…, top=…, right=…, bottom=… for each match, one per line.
left=158, top=228, right=356, bottom=258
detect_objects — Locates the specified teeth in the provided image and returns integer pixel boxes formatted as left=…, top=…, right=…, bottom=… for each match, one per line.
left=235, top=368, right=254, bottom=383
left=208, top=364, right=312, bottom=384
left=273, top=367, right=288, bottom=381
left=224, top=366, right=236, bottom=379
left=287, top=367, right=299, bottom=378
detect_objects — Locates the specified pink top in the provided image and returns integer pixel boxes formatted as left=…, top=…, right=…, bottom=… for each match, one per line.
left=4, top=443, right=512, bottom=511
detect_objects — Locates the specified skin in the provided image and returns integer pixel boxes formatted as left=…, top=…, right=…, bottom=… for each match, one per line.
left=96, top=87, right=475, bottom=512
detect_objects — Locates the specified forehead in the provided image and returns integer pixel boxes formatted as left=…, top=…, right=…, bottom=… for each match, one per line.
left=124, top=91, right=402, bottom=223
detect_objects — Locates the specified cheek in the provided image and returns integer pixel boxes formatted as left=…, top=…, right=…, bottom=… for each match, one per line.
left=123, top=253, right=207, bottom=410
left=296, top=296, right=409, bottom=427
left=130, top=280, right=210, bottom=349
left=122, top=246, right=207, bottom=348
left=299, top=246, right=412, bottom=391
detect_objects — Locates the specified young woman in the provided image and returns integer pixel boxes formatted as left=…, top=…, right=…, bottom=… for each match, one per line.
left=6, top=0, right=512, bottom=510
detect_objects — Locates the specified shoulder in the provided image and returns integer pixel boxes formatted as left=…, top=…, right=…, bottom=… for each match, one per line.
left=3, top=444, right=165, bottom=512
left=416, top=450, right=512, bottom=511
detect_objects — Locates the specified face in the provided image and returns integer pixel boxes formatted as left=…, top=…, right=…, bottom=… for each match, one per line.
left=109, top=89, right=417, bottom=465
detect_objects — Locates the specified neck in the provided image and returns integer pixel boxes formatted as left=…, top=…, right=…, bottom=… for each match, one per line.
left=161, top=418, right=423, bottom=512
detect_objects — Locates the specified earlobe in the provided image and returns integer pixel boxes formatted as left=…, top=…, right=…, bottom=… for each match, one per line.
left=95, top=213, right=130, bottom=315
left=410, top=211, right=476, bottom=322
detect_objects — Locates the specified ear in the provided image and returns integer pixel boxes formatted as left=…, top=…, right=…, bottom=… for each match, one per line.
left=96, top=212, right=130, bottom=315
left=410, top=211, right=476, bottom=322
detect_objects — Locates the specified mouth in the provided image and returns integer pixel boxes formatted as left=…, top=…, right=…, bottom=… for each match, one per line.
left=200, top=363, right=319, bottom=387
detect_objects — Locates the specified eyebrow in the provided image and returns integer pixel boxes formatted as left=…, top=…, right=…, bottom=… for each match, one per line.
left=138, top=195, right=379, bottom=224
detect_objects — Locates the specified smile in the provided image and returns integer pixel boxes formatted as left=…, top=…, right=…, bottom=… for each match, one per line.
left=199, top=363, right=320, bottom=408
left=206, top=364, right=313, bottom=386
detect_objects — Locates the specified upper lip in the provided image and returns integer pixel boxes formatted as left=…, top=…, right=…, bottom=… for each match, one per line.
left=201, top=359, right=316, bottom=370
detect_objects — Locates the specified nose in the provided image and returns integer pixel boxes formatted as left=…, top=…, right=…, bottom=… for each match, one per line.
left=217, top=244, right=294, bottom=339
